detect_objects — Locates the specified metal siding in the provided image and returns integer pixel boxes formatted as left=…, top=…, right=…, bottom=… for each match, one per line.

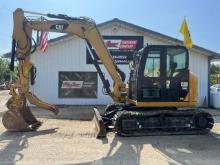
left=31, top=25, right=208, bottom=106
left=31, top=38, right=101, bottom=105
left=189, top=51, right=208, bottom=106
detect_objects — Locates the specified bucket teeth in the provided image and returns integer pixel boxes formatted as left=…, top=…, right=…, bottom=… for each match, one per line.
left=29, top=121, right=42, bottom=130
left=93, top=108, right=107, bottom=138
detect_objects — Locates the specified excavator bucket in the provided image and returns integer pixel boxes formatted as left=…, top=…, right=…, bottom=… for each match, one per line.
left=2, top=83, right=58, bottom=132
left=2, top=106, right=42, bottom=131
left=92, top=108, right=107, bottom=138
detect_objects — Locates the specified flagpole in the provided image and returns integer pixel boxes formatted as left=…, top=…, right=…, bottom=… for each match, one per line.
left=36, top=31, right=39, bottom=45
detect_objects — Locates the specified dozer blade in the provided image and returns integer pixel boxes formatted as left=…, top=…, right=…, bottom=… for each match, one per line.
left=92, top=108, right=107, bottom=138
left=2, top=106, right=42, bottom=131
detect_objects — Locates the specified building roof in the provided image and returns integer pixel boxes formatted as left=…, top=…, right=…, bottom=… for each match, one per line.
left=2, top=18, right=220, bottom=59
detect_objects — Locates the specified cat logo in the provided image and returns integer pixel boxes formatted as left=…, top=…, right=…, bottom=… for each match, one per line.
left=55, top=24, right=64, bottom=30
left=50, top=23, right=69, bottom=30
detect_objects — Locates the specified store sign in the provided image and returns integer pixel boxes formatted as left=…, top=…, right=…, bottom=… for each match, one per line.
left=59, top=72, right=97, bottom=98
left=86, top=36, right=143, bottom=64
left=61, top=81, right=83, bottom=89
left=105, top=40, right=138, bottom=50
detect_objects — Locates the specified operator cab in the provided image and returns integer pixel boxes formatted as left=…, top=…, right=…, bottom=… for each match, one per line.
left=129, top=45, right=189, bottom=103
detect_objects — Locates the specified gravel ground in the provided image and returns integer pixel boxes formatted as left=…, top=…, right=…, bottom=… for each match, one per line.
left=1, top=90, right=220, bottom=165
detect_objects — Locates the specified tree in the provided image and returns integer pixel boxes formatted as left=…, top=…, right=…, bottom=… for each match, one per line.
left=210, top=64, right=220, bottom=85
left=211, top=64, right=220, bottom=75
left=0, top=58, right=18, bottom=84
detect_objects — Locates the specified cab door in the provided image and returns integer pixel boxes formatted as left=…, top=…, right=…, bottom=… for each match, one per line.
left=139, top=47, right=165, bottom=101
left=165, top=47, right=189, bottom=102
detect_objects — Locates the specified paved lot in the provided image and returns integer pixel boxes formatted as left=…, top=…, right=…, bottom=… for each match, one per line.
left=1, top=90, right=220, bottom=165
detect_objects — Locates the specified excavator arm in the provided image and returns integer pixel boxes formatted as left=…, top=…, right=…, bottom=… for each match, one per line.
left=2, top=8, right=126, bottom=135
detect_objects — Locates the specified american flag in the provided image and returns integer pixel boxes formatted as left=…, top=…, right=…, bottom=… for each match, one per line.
left=39, top=31, right=48, bottom=52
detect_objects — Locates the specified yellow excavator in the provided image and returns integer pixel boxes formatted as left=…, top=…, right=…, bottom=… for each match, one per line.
left=2, top=8, right=214, bottom=137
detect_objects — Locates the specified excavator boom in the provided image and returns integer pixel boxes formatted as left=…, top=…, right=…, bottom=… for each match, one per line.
left=3, top=8, right=126, bottom=136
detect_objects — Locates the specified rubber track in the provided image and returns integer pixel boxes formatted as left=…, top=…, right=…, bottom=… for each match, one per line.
left=113, top=109, right=214, bottom=137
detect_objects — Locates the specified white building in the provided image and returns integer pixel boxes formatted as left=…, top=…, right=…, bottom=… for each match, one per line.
left=3, top=18, right=220, bottom=106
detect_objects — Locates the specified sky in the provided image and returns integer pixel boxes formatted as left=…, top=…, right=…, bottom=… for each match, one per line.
left=0, top=0, right=220, bottom=56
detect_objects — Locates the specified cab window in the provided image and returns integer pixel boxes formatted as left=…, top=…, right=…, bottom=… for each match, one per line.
left=167, top=48, right=187, bottom=77
left=144, top=51, right=160, bottom=77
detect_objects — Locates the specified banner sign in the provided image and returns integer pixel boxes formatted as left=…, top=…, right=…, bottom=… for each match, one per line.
left=59, top=72, right=97, bottom=98
left=86, top=36, right=143, bottom=64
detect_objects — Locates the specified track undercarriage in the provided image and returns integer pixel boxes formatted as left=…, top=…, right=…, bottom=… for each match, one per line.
left=93, top=104, right=214, bottom=138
